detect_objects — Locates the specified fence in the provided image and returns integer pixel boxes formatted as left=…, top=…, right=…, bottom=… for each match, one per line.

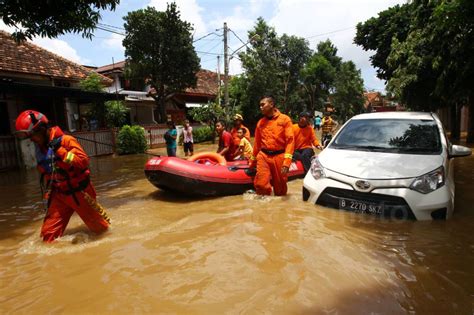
left=0, top=136, right=18, bottom=170
left=72, top=130, right=115, bottom=157
left=72, top=125, right=169, bottom=156
left=143, top=125, right=167, bottom=148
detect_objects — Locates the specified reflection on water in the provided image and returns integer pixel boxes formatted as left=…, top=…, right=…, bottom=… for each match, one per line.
left=0, top=144, right=473, bottom=314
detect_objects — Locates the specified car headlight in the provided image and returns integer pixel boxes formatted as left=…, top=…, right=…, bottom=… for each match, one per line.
left=410, top=166, right=445, bottom=194
left=310, top=156, right=326, bottom=180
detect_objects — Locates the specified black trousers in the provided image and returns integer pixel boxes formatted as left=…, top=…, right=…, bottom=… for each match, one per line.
left=293, top=148, right=314, bottom=173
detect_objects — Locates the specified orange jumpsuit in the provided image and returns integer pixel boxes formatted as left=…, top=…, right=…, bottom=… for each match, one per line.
left=293, top=124, right=320, bottom=172
left=251, top=110, right=294, bottom=196
left=37, top=127, right=110, bottom=242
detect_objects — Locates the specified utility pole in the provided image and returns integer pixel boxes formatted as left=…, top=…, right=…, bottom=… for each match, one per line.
left=223, top=22, right=229, bottom=109
left=217, top=55, right=221, bottom=105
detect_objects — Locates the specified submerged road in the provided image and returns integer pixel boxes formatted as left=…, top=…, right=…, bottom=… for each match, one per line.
left=0, top=143, right=473, bottom=313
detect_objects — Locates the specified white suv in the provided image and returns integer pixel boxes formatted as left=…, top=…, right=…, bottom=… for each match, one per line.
left=303, top=112, right=471, bottom=220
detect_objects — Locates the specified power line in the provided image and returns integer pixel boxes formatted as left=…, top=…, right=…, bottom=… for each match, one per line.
left=193, top=30, right=222, bottom=43
left=228, top=28, right=246, bottom=46
left=97, top=23, right=125, bottom=31
left=305, top=26, right=355, bottom=39
left=95, top=25, right=125, bottom=36
left=196, top=50, right=223, bottom=56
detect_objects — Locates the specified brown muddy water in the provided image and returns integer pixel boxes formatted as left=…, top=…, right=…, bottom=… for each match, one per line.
left=0, top=143, right=473, bottom=314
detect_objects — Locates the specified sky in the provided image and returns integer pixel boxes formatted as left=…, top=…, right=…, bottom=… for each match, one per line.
left=0, top=0, right=405, bottom=92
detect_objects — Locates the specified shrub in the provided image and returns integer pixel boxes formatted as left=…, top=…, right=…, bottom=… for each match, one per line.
left=117, top=125, right=147, bottom=154
left=105, top=100, right=129, bottom=128
left=191, top=126, right=214, bottom=143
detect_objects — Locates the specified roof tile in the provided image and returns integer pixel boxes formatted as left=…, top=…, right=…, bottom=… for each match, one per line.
left=0, top=30, right=112, bottom=84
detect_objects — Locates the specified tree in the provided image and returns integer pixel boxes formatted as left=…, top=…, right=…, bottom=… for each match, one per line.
left=79, top=72, right=105, bottom=93
left=300, top=54, right=334, bottom=114
left=354, top=4, right=412, bottom=81
left=105, top=100, right=129, bottom=128
left=279, top=34, right=311, bottom=115
left=123, top=4, right=200, bottom=123
left=79, top=73, right=106, bottom=127
left=0, top=0, right=119, bottom=41
left=237, top=18, right=286, bottom=125
left=355, top=0, right=474, bottom=142
left=333, top=61, right=365, bottom=122
left=189, top=101, right=225, bottom=143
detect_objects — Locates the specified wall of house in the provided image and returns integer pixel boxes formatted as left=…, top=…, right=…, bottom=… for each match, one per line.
left=128, top=102, right=156, bottom=125
left=65, top=98, right=80, bottom=132
left=104, top=73, right=122, bottom=93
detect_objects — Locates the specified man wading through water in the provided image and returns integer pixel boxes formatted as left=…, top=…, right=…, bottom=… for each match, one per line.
left=14, top=110, right=110, bottom=242
left=250, top=95, right=294, bottom=196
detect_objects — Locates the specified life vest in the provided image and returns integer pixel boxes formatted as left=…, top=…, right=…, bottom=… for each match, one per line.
left=321, top=117, right=336, bottom=134
left=37, top=127, right=90, bottom=196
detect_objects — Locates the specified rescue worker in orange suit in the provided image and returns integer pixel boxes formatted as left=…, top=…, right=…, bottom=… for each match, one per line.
left=230, top=114, right=250, bottom=156
left=250, top=95, right=294, bottom=196
left=293, top=111, right=323, bottom=174
left=14, top=110, right=110, bottom=242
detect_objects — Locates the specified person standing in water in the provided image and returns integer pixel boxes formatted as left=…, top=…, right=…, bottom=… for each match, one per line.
left=250, top=95, right=294, bottom=196
left=14, top=110, right=110, bottom=242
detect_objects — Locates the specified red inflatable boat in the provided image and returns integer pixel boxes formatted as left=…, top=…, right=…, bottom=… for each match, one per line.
left=144, top=152, right=305, bottom=196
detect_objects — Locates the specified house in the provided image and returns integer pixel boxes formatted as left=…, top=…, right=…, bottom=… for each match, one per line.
left=0, top=30, right=116, bottom=169
left=95, top=61, right=219, bottom=124
left=364, top=91, right=404, bottom=112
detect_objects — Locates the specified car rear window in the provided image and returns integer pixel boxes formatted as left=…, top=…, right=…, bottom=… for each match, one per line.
left=330, top=118, right=442, bottom=154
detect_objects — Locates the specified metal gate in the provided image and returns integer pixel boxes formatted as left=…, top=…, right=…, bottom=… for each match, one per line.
left=0, top=136, right=18, bottom=170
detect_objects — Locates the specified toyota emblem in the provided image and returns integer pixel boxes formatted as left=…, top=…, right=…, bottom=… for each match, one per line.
left=355, top=180, right=371, bottom=190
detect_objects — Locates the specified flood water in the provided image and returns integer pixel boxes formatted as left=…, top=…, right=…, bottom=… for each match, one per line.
left=1, top=143, right=473, bottom=314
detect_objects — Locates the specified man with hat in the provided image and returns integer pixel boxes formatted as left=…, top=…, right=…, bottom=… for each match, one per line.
left=293, top=111, right=323, bottom=173
left=321, top=111, right=338, bottom=147
left=230, top=113, right=250, bottom=158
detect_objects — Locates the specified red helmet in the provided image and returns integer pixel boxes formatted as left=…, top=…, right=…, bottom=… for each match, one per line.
left=15, top=110, right=49, bottom=139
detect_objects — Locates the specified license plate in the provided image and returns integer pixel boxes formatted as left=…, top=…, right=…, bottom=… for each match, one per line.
left=338, top=198, right=384, bottom=215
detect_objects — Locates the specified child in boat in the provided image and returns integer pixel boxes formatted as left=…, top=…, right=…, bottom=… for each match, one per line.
left=233, top=128, right=253, bottom=160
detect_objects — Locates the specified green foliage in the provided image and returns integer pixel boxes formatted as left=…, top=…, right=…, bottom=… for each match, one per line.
left=192, top=126, right=214, bottom=143
left=0, top=0, right=119, bottom=41
left=232, top=18, right=364, bottom=124
left=236, top=18, right=287, bottom=125
left=354, top=4, right=411, bottom=81
left=117, top=125, right=147, bottom=155
left=189, top=102, right=225, bottom=129
left=333, top=61, right=365, bottom=122
left=79, top=72, right=106, bottom=126
left=300, top=52, right=335, bottom=112
left=79, top=72, right=105, bottom=93
left=123, top=3, right=200, bottom=123
left=105, top=101, right=129, bottom=128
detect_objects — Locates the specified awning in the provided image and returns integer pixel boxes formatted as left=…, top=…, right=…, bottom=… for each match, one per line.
left=185, top=103, right=204, bottom=108
left=0, top=80, right=124, bottom=101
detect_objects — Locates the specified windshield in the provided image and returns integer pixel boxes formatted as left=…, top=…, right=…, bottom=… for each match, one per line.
left=330, top=118, right=442, bottom=154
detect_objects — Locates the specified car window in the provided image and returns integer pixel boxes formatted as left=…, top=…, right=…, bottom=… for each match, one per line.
left=330, top=118, right=442, bottom=154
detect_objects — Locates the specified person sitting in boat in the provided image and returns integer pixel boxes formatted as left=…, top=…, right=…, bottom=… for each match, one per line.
left=293, top=111, right=323, bottom=173
left=216, top=120, right=236, bottom=161
left=230, top=114, right=250, bottom=152
left=164, top=120, right=177, bottom=157
left=233, top=127, right=253, bottom=160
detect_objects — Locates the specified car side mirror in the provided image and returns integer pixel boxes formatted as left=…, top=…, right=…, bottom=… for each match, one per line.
left=449, top=145, right=472, bottom=158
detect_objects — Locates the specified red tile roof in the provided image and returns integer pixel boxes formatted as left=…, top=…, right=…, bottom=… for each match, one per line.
left=185, top=69, right=218, bottom=96
left=96, top=61, right=219, bottom=96
left=0, top=30, right=112, bottom=84
left=364, top=91, right=383, bottom=108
